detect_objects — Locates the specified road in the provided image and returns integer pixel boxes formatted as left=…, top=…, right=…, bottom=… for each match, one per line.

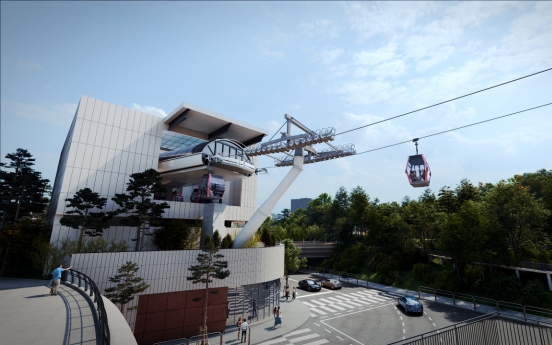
left=257, top=273, right=483, bottom=345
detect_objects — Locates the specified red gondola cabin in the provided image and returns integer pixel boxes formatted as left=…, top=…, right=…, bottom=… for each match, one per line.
left=405, top=154, right=431, bottom=187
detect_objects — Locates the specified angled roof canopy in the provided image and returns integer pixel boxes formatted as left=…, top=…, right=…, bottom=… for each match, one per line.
left=165, top=102, right=268, bottom=145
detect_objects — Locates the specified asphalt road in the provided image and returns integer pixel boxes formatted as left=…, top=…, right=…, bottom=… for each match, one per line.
left=258, top=273, right=483, bottom=345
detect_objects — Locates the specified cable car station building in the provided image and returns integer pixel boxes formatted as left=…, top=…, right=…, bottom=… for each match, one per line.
left=47, top=96, right=284, bottom=344
left=48, top=96, right=268, bottom=248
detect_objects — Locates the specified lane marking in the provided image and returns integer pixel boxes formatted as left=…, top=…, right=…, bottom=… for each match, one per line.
left=433, top=323, right=436, bottom=327
left=400, top=316, right=403, bottom=320
left=402, top=322, right=405, bottom=326
left=325, top=329, right=332, bottom=333
left=314, top=323, right=320, bottom=327
left=302, top=340, right=329, bottom=345
left=284, top=329, right=311, bottom=337
left=320, top=321, right=364, bottom=345
left=317, top=305, right=339, bottom=313
left=310, top=300, right=328, bottom=306
left=321, top=303, right=394, bottom=321
left=296, top=291, right=333, bottom=298
left=288, top=334, right=320, bottom=343
left=310, top=313, right=317, bottom=317
left=403, top=329, right=406, bottom=333
left=310, top=307, right=327, bottom=315
left=428, top=317, right=432, bottom=321
left=337, top=336, right=344, bottom=340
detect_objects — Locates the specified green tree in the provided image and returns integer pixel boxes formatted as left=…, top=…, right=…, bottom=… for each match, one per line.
left=484, top=181, right=550, bottom=262
left=0, top=149, right=50, bottom=228
left=187, top=237, right=230, bottom=344
left=220, top=234, right=233, bottom=248
left=348, top=186, right=369, bottom=237
left=212, top=230, right=222, bottom=248
left=104, top=261, right=150, bottom=313
left=403, top=199, right=439, bottom=258
left=152, top=220, right=200, bottom=250
left=31, top=238, right=77, bottom=279
left=111, top=169, right=170, bottom=251
left=438, top=186, right=458, bottom=214
left=456, top=179, right=480, bottom=206
left=81, top=237, right=129, bottom=253
left=59, top=188, right=110, bottom=253
left=282, top=238, right=307, bottom=287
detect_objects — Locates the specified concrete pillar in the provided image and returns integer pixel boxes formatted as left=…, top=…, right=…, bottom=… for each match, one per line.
left=515, top=269, right=520, bottom=279
left=547, top=273, right=552, bottom=292
left=201, top=203, right=227, bottom=244
left=439, top=258, right=443, bottom=265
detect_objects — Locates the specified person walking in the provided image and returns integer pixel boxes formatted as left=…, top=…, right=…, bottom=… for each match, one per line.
left=273, top=307, right=278, bottom=318
left=285, top=286, right=290, bottom=301
left=274, top=310, right=282, bottom=328
left=241, top=318, right=249, bottom=343
left=236, top=317, right=242, bottom=340
left=252, top=298, right=257, bottom=318
left=49, top=263, right=72, bottom=296
left=292, top=287, right=296, bottom=301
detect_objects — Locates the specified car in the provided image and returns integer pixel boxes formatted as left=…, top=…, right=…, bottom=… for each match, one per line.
left=398, top=295, right=424, bottom=314
left=320, top=279, right=342, bottom=290
left=298, top=279, right=321, bottom=292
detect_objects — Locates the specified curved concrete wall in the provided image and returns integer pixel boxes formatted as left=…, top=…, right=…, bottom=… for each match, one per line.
left=70, top=246, right=284, bottom=329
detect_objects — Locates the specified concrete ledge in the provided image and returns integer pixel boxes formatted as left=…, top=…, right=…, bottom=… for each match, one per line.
left=102, top=296, right=138, bottom=345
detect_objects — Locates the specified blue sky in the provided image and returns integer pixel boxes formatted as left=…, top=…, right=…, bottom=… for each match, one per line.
left=2, top=1, right=551, bottom=213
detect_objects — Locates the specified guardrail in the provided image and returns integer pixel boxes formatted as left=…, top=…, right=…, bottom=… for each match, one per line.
left=307, top=266, right=370, bottom=287
left=62, top=269, right=110, bottom=345
left=417, top=285, right=552, bottom=321
left=518, top=261, right=552, bottom=272
left=386, top=311, right=552, bottom=345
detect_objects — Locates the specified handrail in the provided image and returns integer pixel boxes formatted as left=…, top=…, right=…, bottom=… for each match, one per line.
left=63, top=269, right=110, bottom=345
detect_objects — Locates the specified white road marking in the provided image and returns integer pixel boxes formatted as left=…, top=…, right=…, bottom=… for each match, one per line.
left=314, top=323, right=320, bottom=326
left=302, top=302, right=317, bottom=308
left=285, top=329, right=311, bottom=337
left=320, top=321, right=364, bottom=345
left=337, top=336, right=344, bottom=340
left=428, top=317, right=432, bottom=321
left=310, top=300, right=328, bottom=306
left=310, top=307, right=327, bottom=315
left=310, top=313, right=317, bottom=317
left=336, top=302, right=357, bottom=309
left=322, top=303, right=394, bottom=321
left=402, top=322, right=405, bottom=326
left=296, top=291, right=333, bottom=298
left=433, top=323, right=436, bottom=327
left=288, top=334, right=320, bottom=343
left=400, top=316, right=403, bottom=320
left=257, top=338, right=288, bottom=345
left=403, top=329, right=406, bottom=333
left=317, top=305, right=340, bottom=313
left=325, top=329, right=331, bottom=333
left=326, top=303, right=346, bottom=311
left=343, top=300, right=364, bottom=307
left=302, top=340, right=329, bottom=345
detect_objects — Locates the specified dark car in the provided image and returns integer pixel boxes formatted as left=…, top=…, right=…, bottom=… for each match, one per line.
left=398, top=295, right=423, bottom=314
left=298, top=279, right=321, bottom=292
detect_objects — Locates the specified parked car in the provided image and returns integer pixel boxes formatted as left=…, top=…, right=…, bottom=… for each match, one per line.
left=398, top=295, right=423, bottom=314
left=298, top=279, right=321, bottom=292
left=320, top=279, right=342, bottom=290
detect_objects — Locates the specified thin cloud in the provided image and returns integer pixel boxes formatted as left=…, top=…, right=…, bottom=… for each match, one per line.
left=259, top=46, right=285, bottom=59
left=18, top=59, right=43, bottom=70
left=1, top=99, right=76, bottom=127
left=132, top=103, right=167, bottom=118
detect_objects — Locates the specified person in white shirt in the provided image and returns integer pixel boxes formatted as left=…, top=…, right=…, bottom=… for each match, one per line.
left=241, top=319, right=248, bottom=343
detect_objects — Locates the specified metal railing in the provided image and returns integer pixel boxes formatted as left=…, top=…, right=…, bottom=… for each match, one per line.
left=307, top=266, right=371, bottom=287
left=417, top=286, right=552, bottom=321
left=386, top=311, right=552, bottom=345
left=519, top=261, right=552, bottom=272
left=62, top=269, right=110, bottom=345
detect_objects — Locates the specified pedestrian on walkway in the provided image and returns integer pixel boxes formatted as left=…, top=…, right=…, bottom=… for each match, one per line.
left=49, top=263, right=72, bottom=296
left=285, top=286, right=290, bottom=301
left=252, top=298, right=257, bottom=318
left=241, top=318, right=248, bottom=343
left=292, top=287, right=296, bottom=301
left=236, top=317, right=242, bottom=340
left=227, top=302, right=230, bottom=319
left=273, top=307, right=277, bottom=318
left=274, top=311, right=282, bottom=328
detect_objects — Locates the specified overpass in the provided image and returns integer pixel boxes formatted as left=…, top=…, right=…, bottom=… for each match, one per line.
left=294, top=241, right=336, bottom=259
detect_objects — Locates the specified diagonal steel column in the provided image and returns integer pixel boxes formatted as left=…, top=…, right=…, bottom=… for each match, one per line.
left=232, top=148, right=304, bottom=248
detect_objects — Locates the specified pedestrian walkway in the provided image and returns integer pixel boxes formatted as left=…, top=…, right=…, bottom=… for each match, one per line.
left=297, top=289, right=395, bottom=318
left=256, top=328, right=329, bottom=345
left=218, top=279, right=311, bottom=345
left=0, top=277, right=96, bottom=345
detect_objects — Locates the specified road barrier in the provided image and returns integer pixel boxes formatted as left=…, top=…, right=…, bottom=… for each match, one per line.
left=62, top=269, right=110, bottom=345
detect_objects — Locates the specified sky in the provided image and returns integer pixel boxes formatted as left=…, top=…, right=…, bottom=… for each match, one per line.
left=1, top=1, right=551, bottom=214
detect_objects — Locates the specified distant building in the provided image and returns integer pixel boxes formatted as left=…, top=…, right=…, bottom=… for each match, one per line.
left=291, top=198, right=312, bottom=212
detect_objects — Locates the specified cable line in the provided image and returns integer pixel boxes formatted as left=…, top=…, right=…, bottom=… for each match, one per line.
left=355, top=102, right=552, bottom=155
left=336, top=67, right=552, bottom=136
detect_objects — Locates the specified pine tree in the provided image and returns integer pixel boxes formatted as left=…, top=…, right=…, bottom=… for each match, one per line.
left=111, top=169, right=169, bottom=251
left=212, top=230, right=222, bottom=248
left=104, top=261, right=150, bottom=313
left=60, top=188, right=110, bottom=253
left=220, top=234, right=233, bottom=249
left=187, top=239, right=230, bottom=344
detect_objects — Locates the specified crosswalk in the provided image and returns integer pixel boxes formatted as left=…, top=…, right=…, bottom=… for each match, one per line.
left=257, top=328, right=329, bottom=345
left=299, top=289, right=395, bottom=317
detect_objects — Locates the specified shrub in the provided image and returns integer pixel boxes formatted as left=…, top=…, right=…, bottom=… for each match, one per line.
left=521, top=280, right=552, bottom=308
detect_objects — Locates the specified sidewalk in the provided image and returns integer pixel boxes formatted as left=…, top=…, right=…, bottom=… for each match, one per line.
left=0, top=278, right=96, bottom=345
left=220, top=279, right=311, bottom=345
